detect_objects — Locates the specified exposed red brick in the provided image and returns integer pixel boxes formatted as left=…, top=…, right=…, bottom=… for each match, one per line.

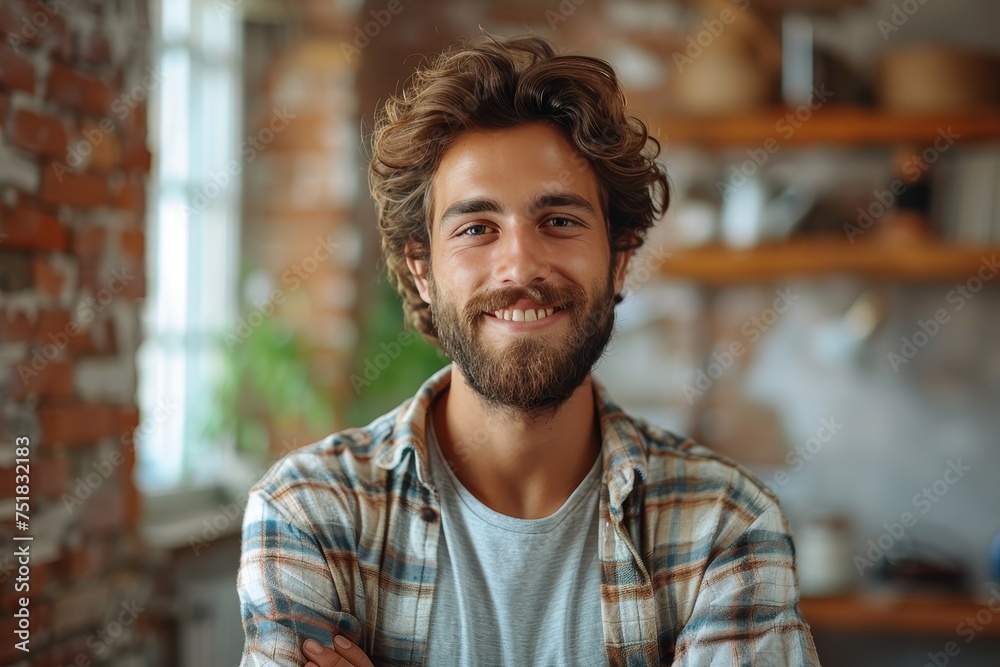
left=122, top=100, right=147, bottom=136
left=77, top=264, right=98, bottom=296
left=118, top=227, right=144, bottom=262
left=79, top=264, right=142, bottom=302
left=0, top=205, right=69, bottom=251
left=0, top=1, right=71, bottom=58
left=118, top=405, right=140, bottom=444
left=13, top=358, right=73, bottom=399
left=39, top=163, right=111, bottom=207
left=32, top=254, right=70, bottom=296
left=77, top=32, right=110, bottom=64
left=53, top=538, right=112, bottom=583
left=37, top=453, right=69, bottom=499
left=34, top=308, right=70, bottom=342
left=73, top=118, right=121, bottom=172
left=0, top=2, right=22, bottom=36
left=72, top=224, right=106, bottom=259
left=4, top=187, right=54, bottom=211
left=124, top=479, right=142, bottom=526
left=120, top=270, right=144, bottom=299
left=67, top=315, right=115, bottom=356
left=0, top=310, right=32, bottom=341
left=0, top=466, right=14, bottom=498
left=0, top=252, right=32, bottom=291
left=37, top=402, right=117, bottom=447
left=110, top=177, right=145, bottom=211
left=121, top=140, right=151, bottom=172
left=47, top=62, right=116, bottom=116
left=0, top=41, right=36, bottom=93
left=10, top=108, right=68, bottom=159
left=81, top=488, right=124, bottom=534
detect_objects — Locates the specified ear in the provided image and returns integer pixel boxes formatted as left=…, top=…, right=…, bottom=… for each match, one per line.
left=405, top=241, right=432, bottom=304
left=612, top=247, right=634, bottom=295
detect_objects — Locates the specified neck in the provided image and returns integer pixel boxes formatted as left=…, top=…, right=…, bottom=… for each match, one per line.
left=431, top=365, right=601, bottom=519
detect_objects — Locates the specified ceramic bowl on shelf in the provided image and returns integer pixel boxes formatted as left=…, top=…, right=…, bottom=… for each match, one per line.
left=878, top=45, right=1000, bottom=113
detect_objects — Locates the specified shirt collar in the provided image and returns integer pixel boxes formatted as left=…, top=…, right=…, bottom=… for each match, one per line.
left=373, top=363, right=647, bottom=519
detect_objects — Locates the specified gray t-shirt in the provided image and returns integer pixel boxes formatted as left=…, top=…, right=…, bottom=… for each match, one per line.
left=424, top=417, right=609, bottom=666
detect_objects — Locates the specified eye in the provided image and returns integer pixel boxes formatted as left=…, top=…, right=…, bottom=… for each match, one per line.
left=460, top=224, right=489, bottom=236
left=546, top=216, right=579, bottom=228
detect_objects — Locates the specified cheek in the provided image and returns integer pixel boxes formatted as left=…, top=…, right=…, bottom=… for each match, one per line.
left=437, top=249, right=486, bottom=290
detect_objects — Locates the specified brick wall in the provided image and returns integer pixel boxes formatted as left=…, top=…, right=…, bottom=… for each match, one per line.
left=241, top=4, right=364, bottom=458
left=0, top=1, right=154, bottom=664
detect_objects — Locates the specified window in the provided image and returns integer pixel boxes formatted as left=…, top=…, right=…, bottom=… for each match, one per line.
left=137, top=0, right=243, bottom=495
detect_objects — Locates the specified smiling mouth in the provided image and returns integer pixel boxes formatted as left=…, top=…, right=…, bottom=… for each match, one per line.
left=485, top=306, right=566, bottom=322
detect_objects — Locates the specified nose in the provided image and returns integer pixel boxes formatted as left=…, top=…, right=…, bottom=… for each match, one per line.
left=491, top=222, right=551, bottom=287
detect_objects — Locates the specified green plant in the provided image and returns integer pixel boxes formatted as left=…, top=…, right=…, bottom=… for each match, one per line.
left=347, top=274, right=449, bottom=425
left=203, top=314, right=335, bottom=461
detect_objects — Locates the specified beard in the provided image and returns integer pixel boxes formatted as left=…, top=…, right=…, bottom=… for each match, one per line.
left=429, top=268, right=617, bottom=418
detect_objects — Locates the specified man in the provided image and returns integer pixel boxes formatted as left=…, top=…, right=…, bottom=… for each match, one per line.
left=238, top=35, right=821, bottom=667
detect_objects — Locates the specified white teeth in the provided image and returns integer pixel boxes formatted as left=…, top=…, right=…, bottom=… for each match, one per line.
left=490, top=307, right=560, bottom=322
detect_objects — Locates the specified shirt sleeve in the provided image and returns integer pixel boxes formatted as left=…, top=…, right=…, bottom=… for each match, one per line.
left=671, top=500, right=822, bottom=667
left=237, top=488, right=362, bottom=666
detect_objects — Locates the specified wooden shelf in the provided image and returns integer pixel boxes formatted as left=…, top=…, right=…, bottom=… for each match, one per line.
left=658, top=238, right=1000, bottom=284
left=675, top=0, right=866, bottom=11
left=801, top=592, right=1000, bottom=636
left=655, top=107, right=1000, bottom=148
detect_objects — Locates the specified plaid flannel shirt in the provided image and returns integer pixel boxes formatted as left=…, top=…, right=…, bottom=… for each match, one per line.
left=238, top=364, right=821, bottom=666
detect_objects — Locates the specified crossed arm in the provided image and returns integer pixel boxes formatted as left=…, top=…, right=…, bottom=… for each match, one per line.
left=239, top=481, right=818, bottom=665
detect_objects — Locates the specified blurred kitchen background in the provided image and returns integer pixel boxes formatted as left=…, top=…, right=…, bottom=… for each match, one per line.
left=1, top=0, right=999, bottom=665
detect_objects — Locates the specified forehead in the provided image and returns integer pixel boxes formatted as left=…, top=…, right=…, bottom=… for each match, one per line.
left=429, top=122, right=603, bottom=223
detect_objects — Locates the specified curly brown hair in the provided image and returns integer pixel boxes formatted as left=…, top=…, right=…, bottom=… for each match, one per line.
left=369, top=34, right=670, bottom=344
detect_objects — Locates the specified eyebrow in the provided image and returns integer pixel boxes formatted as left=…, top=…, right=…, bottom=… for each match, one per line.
left=438, top=192, right=597, bottom=230
left=529, top=192, right=596, bottom=216
left=439, top=198, right=503, bottom=227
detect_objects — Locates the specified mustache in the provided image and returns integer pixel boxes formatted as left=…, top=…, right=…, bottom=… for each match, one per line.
left=462, top=283, right=586, bottom=320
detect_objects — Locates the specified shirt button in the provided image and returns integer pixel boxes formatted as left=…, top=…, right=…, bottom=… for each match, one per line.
left=420, top=506, right=439, bottom=523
